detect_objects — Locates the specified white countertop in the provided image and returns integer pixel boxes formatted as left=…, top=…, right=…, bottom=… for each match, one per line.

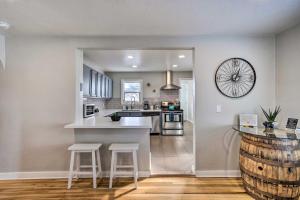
left=64, top=109, right=153, bottom=129
left=117, top=109, right=161, bottom=113
left=137, top=109, right=161, bottom=112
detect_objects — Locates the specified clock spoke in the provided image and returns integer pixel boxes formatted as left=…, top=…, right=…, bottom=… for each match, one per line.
left=219, top=82, right=231, bottom=93
left=239, top=84, right=246, bottom=95
left=240, top=82, right=251, bottom=90
left=242, top=82, right=250, bottom=94
left=239, top=79, right=252, bottom=86
left=225, top=63, right=234, bottom=75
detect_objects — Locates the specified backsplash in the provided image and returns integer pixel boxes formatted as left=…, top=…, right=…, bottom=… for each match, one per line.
left=160, top=89, right=179, bottom=101
left=105, top=90, right=180, bottom=109
left=83, top=97, right=106, bottom=110
left=105, top=98, right=123, bottom=109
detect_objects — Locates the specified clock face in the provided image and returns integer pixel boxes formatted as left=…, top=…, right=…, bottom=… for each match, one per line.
left=215, top=58, right=256, bottom=98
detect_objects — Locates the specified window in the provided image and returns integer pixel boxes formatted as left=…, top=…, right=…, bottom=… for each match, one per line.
left=121, top=79, right=143, bottom=104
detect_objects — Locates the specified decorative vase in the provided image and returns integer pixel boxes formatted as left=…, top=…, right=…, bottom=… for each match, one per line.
left=263, top=121, right=274, bottom=131
left=110, top=115, right=121, bottom=121
left=272, top=121, right=279, bottom=129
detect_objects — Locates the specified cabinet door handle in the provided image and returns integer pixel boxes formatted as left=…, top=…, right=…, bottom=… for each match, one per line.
left=258, top=166, right=263, bottom=171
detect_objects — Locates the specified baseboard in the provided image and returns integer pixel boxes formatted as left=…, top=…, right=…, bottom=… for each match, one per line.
left=151, top=170, right=194, bottom=175
left=0, top=171, right=151, bottom=180
left=0, top=170, right=240, bottom=180
left=195, top=170, right=241, bottom=177
left=0, top=171, right=69, bottom=180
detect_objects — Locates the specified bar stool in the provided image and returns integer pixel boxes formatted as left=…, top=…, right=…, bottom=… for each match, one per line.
left=109, top=143, right=139, bottom=189
left=67, top=143, right=102, bottom=189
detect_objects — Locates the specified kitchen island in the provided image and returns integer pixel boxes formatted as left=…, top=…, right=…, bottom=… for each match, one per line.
left=65, top=109, right=153, bottom=177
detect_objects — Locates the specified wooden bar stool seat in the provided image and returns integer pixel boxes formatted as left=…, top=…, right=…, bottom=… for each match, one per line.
left=67, top=143, right=102, bottom=189
left=108, top=143, right=139, bottom=189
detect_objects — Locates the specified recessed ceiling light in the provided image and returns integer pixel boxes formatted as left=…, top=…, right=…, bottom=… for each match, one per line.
left=0, top=21, right=10, bottom=29
left=172, top=64, right=178, bottom=68
left=178, top=55, right=185, bottom=59
left=132, top=65, right=138, bottom=68
left=127, top=55, right=134, bottom=59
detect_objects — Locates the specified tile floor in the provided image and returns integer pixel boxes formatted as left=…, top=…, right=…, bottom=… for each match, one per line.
left=150, top=121, right=194, bottom=174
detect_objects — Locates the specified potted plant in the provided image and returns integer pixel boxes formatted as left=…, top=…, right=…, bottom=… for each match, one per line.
left=110, top=112, right=121, bottom=122
left=261, top=106, right=281, bottom=129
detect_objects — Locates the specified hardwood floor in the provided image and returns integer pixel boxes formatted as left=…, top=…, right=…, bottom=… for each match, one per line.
left=0, top=177, right=253, bottom=200
left=151, top=122, right=194, bottom=174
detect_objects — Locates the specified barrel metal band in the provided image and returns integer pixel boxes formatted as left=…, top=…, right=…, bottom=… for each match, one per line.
left=242, top=136, right=299, bottom=151
left=240, top=149, right=300, bottom=167
left=242, top=180, right=299, bottom=200
left=240, top=165, right=300, bottom=185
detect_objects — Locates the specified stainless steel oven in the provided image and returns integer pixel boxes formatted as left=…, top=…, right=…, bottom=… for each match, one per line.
left=83, top=104, right=95, bottom=118
left=161, top=110, right=184, bottom=135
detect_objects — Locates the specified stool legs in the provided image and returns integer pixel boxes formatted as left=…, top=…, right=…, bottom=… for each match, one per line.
left=96, top=149, right=102, bottom=179
left=68, top=151, right=75, bottom=189
left=109, top=150, right=138, bottom=189
left=75, top=153, right=80, bottom=179
left=91, top=150, right=97, bottom=189
left=68, top=149, right=102, bottom=189
left=133, top=150, right=138, bottom=188
left=109, top=151, right=115, bottom=189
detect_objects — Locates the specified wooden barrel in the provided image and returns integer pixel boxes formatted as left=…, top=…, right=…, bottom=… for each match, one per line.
left=239, top=132, right=300, bottom=200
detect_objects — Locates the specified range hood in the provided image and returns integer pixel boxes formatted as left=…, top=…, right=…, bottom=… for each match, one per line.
left=160, top=70, right=181, bottom=90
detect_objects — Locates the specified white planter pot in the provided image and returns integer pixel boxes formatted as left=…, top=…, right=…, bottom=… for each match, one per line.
left=272, top=121, right=279, bottom=129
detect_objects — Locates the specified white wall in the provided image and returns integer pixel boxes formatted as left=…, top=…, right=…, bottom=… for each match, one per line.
left=0, top=34, right=5, bottom=69
left=83, top=57, right=104, bottom=74
left=194, top=37, right=275, bottom=172
left=180, top=79, right=194, bottom=122
left=0, top=35, right=275, bottom=175
left=0, top=36, right=75, bottom=172
left=276, top=24, right=300, bottom=127
left=106, top=71, right=193, bottom=98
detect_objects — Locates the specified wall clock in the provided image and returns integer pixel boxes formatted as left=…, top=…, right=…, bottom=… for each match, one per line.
left=215, top=58, right=256, bottom=98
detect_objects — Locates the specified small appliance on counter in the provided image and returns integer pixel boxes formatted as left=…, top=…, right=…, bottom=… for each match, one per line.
left=143, top=100, right=150, bottom=110
left=154, top=104, right=160, bottom=110
left=83, top=104, right=96, bottom=118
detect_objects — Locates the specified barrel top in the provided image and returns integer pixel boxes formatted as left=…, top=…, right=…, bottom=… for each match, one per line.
left=233, top=126, right=300, bottom=140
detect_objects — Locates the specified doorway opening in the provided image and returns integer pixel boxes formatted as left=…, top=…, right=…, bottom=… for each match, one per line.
left=75, top=48, right=195, bottom=175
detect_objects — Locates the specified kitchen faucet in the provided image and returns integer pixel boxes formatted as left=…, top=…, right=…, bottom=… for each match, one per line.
left=130, top=96, right=136, bottom=110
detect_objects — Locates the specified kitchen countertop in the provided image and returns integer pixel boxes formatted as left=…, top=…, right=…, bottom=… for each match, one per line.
left=118, top=109, right=162, bottom=113
left=64, top=109, right=153, bottom=129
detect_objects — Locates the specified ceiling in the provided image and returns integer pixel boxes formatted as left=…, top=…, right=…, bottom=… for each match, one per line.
left=83, top=49, right=193, bottom=72
left=1, top=0, right=300, bottom=36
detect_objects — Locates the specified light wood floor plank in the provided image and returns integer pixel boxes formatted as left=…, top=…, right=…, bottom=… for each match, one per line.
left=0, top=177, right=253, bottom=200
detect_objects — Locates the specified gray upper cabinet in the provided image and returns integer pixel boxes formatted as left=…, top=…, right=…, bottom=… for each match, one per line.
left=83, top=65, right=91, bottom=97
left=101, top=75, right=106, bottom=98
left=105, top=76, right=109, bottom=98
left=90, top=70, right=98, bottom=97
left=108, top=78, right=113, bottom=98
left=82, top=64, right=112, bottom=99
left=97, top=73, right=103, bottom=98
